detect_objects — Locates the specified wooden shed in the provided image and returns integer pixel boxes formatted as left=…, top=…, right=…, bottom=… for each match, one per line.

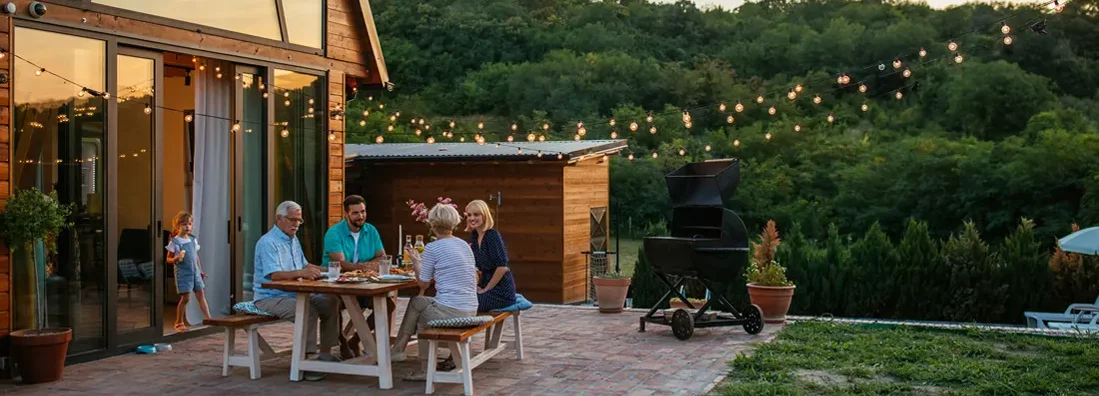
left=345, top=140, right=628, bottom=304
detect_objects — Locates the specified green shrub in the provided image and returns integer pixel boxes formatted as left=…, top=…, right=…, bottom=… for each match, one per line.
left=941, top=221, right=1008, bottom=322
left=999, top=218, right=1054, bottom=323
left=895, top=219, right=944, bottom=320
left=629, top=245, right=666, bottom=309
left=847, top=222, right=899, bottom=318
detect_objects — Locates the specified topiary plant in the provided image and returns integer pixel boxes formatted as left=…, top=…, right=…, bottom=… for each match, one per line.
left=744, top=220, right=793, bottom=286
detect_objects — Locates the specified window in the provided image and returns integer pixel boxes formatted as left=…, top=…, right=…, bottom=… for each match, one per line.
left=284, top=0, right=324, bottom=48
left=273, top=70, right=326, bottom=262
left=94, top=0, right=284, bottom=43
left=12, top=27, right=108, bottom=353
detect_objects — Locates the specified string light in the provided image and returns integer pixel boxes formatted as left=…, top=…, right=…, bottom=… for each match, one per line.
left=199, top=64, right=206, bottom=71
left=360, top=120, right=367, bottom=126
left=765, top=132, right=772, bottom=140
left=574, top=134, right=581, bottom=141
left=477, top=121, right=484, bottom=129
left=387, top=125, right=394, bottom=132
left=629, top=121, right=639, bottom=132
left=1001, top=23, right=1011, bottom=35
left=610, top=130, right=618, bottom=139
left=35, top=68, right=44, bottom=76
left=893, top=59, right=902, bottom=69
left=557, top=153, right=564, bottom=160
left=858, top=84, right=868, bottom=93
left=542, top=122, right=550, bottom=131
left=793, top=123, right=802, bottom=132
left=646, top=113, right=654, bottom=123
left=704, top=144, right=712, bottom=152
left=77, top=90, right=85, bottom=98
left=517, top=147, right=522, bottom=154
left=827, top=113, right=835, bottom=123
left=232, top=122, right=241, bottom=132
left=678, top=148, right=686, bottom=156
left=628, top=153, right=634, bottom=161
left=1003, top=36, right=1013, bottom=45
left=650, top=126, right=657, bottom=134
left=727, top=115, right=735, bottom=124
left=427, top=136, right=435, bottom=144
left=685, top=121, right=692, bottom=128
left=537, top=151, right=543, bottom=158
left=281, top=129, right=289, bottom=137
left=450, top=120, right=456, bottom=128
left=895, top=91, right=904, bottom=100
left=284, top=100, right=290, bottom=106
left=375, top=135, right=384, bottom=144
left=861, top=103, right=870, bottom=112
left=903, top=69, right=912, bottom=78
left=511, top=123, right=518, bottom=131
left=144, top=105, right=152, bottom=115
left=813, top=95, right=822, bottom=104
left=651, top=152, right=658, bottom=159
left=682, top=111, right=691, bottom=123
left=185, top=115, right=193, bottom=122
left=328, top=131, right=336, bottom=141
left=735, top=102, right=744, bottom=113
left=768, top=106, right=777, bottom=116
left=948, top=41, right=958, bottom=51
left=415, top=128, right=422, bottom=136
left=507, top=135, right=514, bottom=142
left=787, top=89, right=797, bottom=100
left=954, top=53, right=964, bottom=63
left=578, top=126, right=587, bottom=136
left=528, top=133, right=536, bottom=142
left=734, top=139, right=741, bottom=147
left=756, top=95, right=765, bottom=104
left=719, top=103, right=727, bottom=112
left=795, top=84, right=803, bottom=93
left=539, top=135, right=546, bottom=142
left=609, top=118, right=616, bottom=126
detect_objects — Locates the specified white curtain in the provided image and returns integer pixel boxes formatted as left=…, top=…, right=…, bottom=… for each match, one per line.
left=189, top=60, right=233, bottom=323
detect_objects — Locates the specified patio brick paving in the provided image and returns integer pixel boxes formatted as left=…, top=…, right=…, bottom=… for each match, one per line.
left=1, top=304, right=779, bottom=396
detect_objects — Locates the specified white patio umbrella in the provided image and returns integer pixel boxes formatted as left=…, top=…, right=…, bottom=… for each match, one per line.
left=1059, top=227, right=1099, bottom=255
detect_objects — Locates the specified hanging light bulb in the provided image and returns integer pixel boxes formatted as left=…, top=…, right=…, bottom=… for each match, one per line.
left=650, top=126, right=657, bottom=134
left=948, top=41, right=958, bottom=51
left=678, top=148, right=686, bottom=156
left=813, top=95, right=822, bottom=104
left=35, top=68, right=44, bottom=76
left=308, top=98, right=314, bottom=105
left=477, top=121, right=484, bottom=129
left=375, top=135, right=384, bottom=144
left=795, top=84, right=804, bottom=93
left=542, top=122, right=549, bottom=131
left=827, top=113, right=835, bottom=123
left=727, top=115, right=735, bottom=124
left=511, top=123, right=518, bottom=131
left=768, top=106, right=777, bottom=116
left=425, top=124, right=431, bottom=131
left=449, top=120, right=456, bottom=128
left=574, top=134, right=581, bottom=141
left=537, top=151, right=543, bottom=158
left=609, top=118, right=616, bottom=126
left=859, top=84, right=868, bottom=93
left=379, top=104, right=385, bottom=110
left=263, top=92, right=269, bottom=98
left=735, top=102, right=744, bottom=113
left=427, top=136, right=436, bottom=144
left=903, top=69, right=912, bottom=78
left=765, top=132, right=772, bottom=140
left=684, top=121, right=693, bottom=129
left=610, top=130, right=618, bottom=139
left=307, top=107, right=314, bottom=114
left=836, top=74, right=845, bottom=84
left=284, top=92, right=290, bottom=98
left=78, top=90, right=85, bottom=98
left=415, top=128, right=422, bottom=136
left=651, top=152, right=658, bottom=159
left=103, top=92, right=111, bottom=99
left=185, top=115, right=194, bottom=122
left=387, top=125, right=394, bottom=132
left=1003, top=36, right=1013, bottom=45
left=199, top=64, right=206, bottom=71
left=793, top=124, right=802, bottom=132
left=517, top=147, right=523, bottom=154
left=954, top=53, right=964, bottom=63
left=328, top=131, right=336, bottom=141
left=284, top=100, right=291, bottom=106
left=682, top=111, right=691, bottom=123
left=144, top=105, right=152, bottom=115
left=507, top=135, right=514, bottom=142
left=705, top=144, right=712, bottom=152
left=787, top=89, right=797, bottom=100
left=558, top=153, right=564, bottom=160
left=360, top=120, right=367, bottom=126
left=578, top=127, right=587, bottom=136
left=646, top=113, right=654, bottom=123
left=734, top=139, right=741, bottom=147
left=628, top=153, right=634, bottom=161
left=895, top=91, right=904, bottom=100
left=629, top=121, right=639, bottom=132
left=893, top=59, right=902, bottom=69
left=232, top=123, right=241, bottom=132
left=419, top=118, right=425, bottom=125
left=281, top=129, right=289, bottom=137
left=539, top=135, right=545, bottom=142
left=861, top=103, right=870, bottom=112
left=460, top=136, right=466, bottom=142
left=719, top=103, right=727, bottom=112
left=527, top=133, right=536, bottom=142
left=919, top=48, right=927, bottom=58
left=390, top=115, right=397, bottom=122
left=1001, top=23, right=1011, bottom=35
left=756, top=95, right=765, bottom=104
left=215, top=72, right=223, bottom=79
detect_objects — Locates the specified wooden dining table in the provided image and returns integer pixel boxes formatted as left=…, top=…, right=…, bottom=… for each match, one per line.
left=262, top=278, right=419, bottom=388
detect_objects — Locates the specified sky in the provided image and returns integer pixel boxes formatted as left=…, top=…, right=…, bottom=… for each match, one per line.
left=664, top=0, right=1032, bottom=10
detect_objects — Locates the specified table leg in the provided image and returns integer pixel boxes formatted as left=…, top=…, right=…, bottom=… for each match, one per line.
left=373, top=294, right=394, bottom=389
left=289, top=292, right=310, bottom=382
left=340, top=295, right=378, bottom=355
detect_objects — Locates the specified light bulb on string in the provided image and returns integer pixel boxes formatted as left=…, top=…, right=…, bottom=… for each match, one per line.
left=861, top=103, right=869, bottom=112
left=281, top=129, right=289, bottom=138
left=650, top=126, right=657, bottom=134
left=735, top=102, right=744, bottom=113
left=919, top=48, right=927, bottom=58
left=827, top=113, right=835, bottom=123
left=185, top=115, right=193, bottom=122
left=263, top=92, right=268, bottom=98
left=768, top=106, right=777, bottom=116
left=765, top=132, right=772, bottom=140
left=144, top=105, right=152, bottom=115
left=793, top=124, right=802, bottom=132
left=537, top=151, right=543, bottom=158
left=539, top=135, right=545, bottom=142
left=387, top=125, right=394, bottom=132
left=425, top=124, right=431, bottom=131
left=629, top=121, right=638, bottom=132
left=78, top=90, right=85, bottom=98
left=284, top=100, right=290, bottom=106
left=628, top=153, right=634, bottom=161
left=419, top=118, right=426, bottom=125
left=524, top=133, right=535, bottom=142
left=574, top=134, right=581, bottom=141
left=517, top=148, right=522, bottom=154
left=415, top=129, right=422, bottom=136
left=813, top=95, right=822, bottom=104
left=1001, top=23, right=1011, bottom=35
left=328, top=131, right=336, bottom=141
left=719, top=103, right=727, bottom=112
left=577, top=121, right=584, bottom=129
left=895, top=91, right=904, bottom=100
left=511, top=123, right=518, bottom=131
left=646, top=113, right=654, bottom=123
left=893, top=59, right=902, bottom=69
left=727, top=115, right=735, bottom=124
left=199, top=64, right=206, bottom=71
left=903, top=69, right=912, bottom=78
left=477, top=121, right=484, bottom=130
left=705, top=145, right=711, bottom=152
left=756, top=95, right=765, bottom=104
left=542, top=122, right=549, bottom=131
left=787, top=89, right=797, bottom=100
left=682, top=111, right=691, bottom=123
left=308, top=98, right=314, bottom=105
left=685, top=121, right=692, bottom=129
left=610, top=130, right=618, bottom=139
left=284, top=92, right=290, bottom=98
left=449, top=120, right=456, bottom=128
left=578, top=127, right=587, bottom=136
left=859, top=84, right=868, bottom=93
left=232, top=123, right=241, bottom=132
left=1003, top=36, right=1013, bottom=45
left=651, top=152, right=658, bottom=159
left=359, top=119, right=367, bottom=126
left=460, top=137, right=466, bottom=142
left=795, top=84, right=804, bottom=93
left=507, top=135, right=514, bottom=142
left=948, top=41, right=958, bottom=51
left=390, top=115, right=397, bottom=122
left=558, top=153, right=564, bottom=160
left=427, top=136, right=435, bottom=144
left=954, top=53, right=964, bottom=63
left=734, top=139, right=741, bottom=147
left=609, top=118, right=616, bottom=126
left=375, top=135, right=384, bottom=144
left=679, top=148, right=686, bottom=156
left=36, top=68, right=44, bottom=76
left=307, top=107, right=314, bottom=114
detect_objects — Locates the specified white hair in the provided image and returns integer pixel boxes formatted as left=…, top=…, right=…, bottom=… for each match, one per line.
left=428, top=203, right=462, bottom=232
left=276, top=201, right=302, bottom=217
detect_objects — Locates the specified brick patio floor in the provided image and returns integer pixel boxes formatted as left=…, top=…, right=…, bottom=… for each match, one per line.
left=1, top=304, right=779, bottom=396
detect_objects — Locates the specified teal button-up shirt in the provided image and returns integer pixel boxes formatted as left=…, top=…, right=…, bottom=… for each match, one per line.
left=322, top=219, right=384, bottom=268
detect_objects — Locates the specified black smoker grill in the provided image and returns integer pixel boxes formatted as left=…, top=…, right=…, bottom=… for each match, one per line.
left=640, top=159, right=764, bottom=340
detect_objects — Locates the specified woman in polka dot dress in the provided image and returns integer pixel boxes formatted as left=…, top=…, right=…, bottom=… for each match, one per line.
left=464, top=200, right=517, bottom=311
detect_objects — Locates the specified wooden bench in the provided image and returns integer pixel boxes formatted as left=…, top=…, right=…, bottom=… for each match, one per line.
left=417, top=310, right=525, bottom=395
left=204, top=314, right=290, bottom=379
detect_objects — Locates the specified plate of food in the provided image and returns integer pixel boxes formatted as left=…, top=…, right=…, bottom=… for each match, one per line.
left=321, top=276, right=370, bottom=284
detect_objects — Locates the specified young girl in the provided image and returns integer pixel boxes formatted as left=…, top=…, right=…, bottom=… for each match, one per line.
left=166, top=212, right=212, bottom=332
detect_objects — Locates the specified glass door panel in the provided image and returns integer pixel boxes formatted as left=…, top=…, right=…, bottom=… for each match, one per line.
left=234, top=67, right=267, bottom=301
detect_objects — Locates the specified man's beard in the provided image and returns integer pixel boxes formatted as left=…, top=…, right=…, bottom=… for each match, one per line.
left=350, top=218, right=366, bottom=228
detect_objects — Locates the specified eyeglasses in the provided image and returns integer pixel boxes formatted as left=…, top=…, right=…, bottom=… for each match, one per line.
left=282, top=217, right=304, bottom=225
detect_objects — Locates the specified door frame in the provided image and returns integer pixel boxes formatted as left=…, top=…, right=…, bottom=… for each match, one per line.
left=106, top=45, right=166, bottom=348
left=231, top=64, right=268, bottom=304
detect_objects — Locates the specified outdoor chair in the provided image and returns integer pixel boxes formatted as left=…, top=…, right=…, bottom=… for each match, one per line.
left=1024, top=296, right=1099, bottom=329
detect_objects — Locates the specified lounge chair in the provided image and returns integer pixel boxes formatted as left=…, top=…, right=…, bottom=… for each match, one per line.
left=1024, top=296, right=1099, bottom=329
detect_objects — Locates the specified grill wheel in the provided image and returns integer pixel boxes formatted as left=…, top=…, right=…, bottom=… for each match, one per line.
left=671, top=309, right=694, bottom=340
left=742, top=304, right=765, bottom=335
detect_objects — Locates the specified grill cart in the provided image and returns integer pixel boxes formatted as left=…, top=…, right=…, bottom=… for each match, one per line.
left=640, top=159, right=765, bottom=340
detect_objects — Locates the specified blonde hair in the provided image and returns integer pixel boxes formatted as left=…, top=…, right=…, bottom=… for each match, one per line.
left=428, top=203, right=462, bottom=234
left=464, top=200, right=495, bottom=232
left=171, top=212, right=193, bottom=238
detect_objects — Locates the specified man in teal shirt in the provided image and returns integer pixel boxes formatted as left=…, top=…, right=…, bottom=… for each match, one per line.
left=323, top=195, right=395, bottom=354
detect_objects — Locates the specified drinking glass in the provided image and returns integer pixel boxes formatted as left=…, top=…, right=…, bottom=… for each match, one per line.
left=380, top=255, right=391, bottom=276
left=328, top=261, right=341, bottom=280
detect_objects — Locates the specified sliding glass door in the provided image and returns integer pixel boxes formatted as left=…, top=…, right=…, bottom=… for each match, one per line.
left=233, top=66, right=267, bottom=302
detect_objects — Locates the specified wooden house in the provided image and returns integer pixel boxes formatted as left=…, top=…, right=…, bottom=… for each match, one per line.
left=345, top=140, right=628, bottom=304
left=0, top=0, right=388, bottom=363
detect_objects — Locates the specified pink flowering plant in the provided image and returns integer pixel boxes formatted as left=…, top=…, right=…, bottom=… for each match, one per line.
left=406, top=197, right=459, bottom=237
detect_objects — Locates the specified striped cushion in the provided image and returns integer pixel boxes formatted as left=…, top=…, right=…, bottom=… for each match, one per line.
left=427, top=315, right=495, bottom=328
left=233, top=301, right=275, bottom=317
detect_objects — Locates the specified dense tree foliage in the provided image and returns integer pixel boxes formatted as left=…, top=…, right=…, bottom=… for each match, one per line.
left=356, top=0, right=1099, bottom=246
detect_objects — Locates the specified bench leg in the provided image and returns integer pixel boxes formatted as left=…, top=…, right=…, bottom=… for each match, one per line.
left=513, top=311, right=524, bottom=360
left=458, top=341, right=474, bottom=396
left=222, top=328, right=235, bottom=377
left=248, top=328, right=262, bottom=380
left=425, top=339, right=438, bottom=394
left=257, top=332, right=276, bottom=356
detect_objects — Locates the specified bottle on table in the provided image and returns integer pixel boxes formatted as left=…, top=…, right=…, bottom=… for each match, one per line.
left=402, top=234, right=413, bottom=263
left=415, top=235, right=425, bottom=254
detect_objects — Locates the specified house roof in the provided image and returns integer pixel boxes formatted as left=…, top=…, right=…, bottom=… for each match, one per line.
left=345, top=140, right=629, bottom=163
left=357, top=0, right=390, bottom=87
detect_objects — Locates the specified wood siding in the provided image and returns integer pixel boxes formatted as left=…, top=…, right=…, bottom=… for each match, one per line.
left=327, top=0, right=376, bottom=81
left=0, top=13, right=11, bottom=354
left=327, top=71, right=346, bottom=227
left=562, top=158, right=611, bottom=304
left=347, top=162, right=568, bottom=303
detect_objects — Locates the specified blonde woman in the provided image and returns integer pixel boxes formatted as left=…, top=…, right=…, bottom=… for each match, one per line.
left=392, top=203, right=478, bottom=380
left=465, top=200, right=517, bottom=311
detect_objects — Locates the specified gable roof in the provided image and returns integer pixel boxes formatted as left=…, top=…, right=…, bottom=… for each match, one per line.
left=356, top=0, right=390, bottom=87
left=346, top=140, right=629, bottom=163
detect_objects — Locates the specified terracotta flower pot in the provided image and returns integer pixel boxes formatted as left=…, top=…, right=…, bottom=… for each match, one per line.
left=593, top=277, right=631, bottom=313
left=11, top=328, right=72, bottom=384
left=746, top=283, right=796, bottom=323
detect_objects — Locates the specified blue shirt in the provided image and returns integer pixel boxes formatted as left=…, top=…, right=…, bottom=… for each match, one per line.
left=321, top=219, right=384, bottom=268
left=253, top=226, right=307, bottom=300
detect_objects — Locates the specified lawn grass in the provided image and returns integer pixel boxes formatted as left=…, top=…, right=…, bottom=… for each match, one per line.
left=715, top=321, right=1099, bottom=395
left=610, top=236, right=641, bottom=277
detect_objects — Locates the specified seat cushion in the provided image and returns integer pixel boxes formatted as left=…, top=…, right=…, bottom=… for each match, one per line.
left=489, top=293, right=533, bottom=312
left=427, top=315, right=497, bottom=328
left=233, top=301, right=275, bottom=317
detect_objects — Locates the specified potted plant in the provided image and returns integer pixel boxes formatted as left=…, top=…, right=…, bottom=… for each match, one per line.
left=593, top=271, right=631, bottom=313
left=0, top=189, right=74, bottom=384
left=744, top=220, right=796, bottom=323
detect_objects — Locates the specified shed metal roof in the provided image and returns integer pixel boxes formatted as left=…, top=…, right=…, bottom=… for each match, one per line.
left=345, top=140, right=628, bottom=163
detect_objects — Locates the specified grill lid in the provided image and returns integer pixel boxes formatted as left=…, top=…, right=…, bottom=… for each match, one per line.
left=664, top=159, right=740, bottom=207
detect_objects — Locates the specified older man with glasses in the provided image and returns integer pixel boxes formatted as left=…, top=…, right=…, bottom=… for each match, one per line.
left=253, top=201, right=340, bottom=381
